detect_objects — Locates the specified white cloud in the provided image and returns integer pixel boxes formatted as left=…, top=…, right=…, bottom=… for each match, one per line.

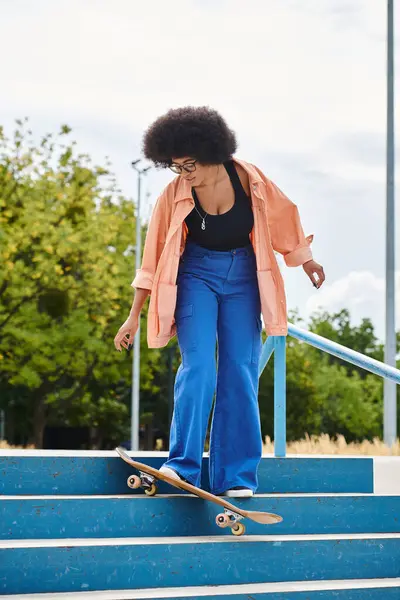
left=305, top=270, right=400, bottom=338
left=0, top=0, right=399, bottom=335
left=1, top=0, right=398, bottom=151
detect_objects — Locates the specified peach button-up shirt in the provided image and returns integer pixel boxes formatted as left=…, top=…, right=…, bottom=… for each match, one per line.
left=132, top=157, right=313, bottom=348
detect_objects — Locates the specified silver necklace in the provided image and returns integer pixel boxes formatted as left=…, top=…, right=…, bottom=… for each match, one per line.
left=193, top=166, right=219, bottom=231
left=194, top=204, right=207, bottom=230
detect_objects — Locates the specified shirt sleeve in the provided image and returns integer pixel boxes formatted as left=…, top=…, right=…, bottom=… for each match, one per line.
left=254, top=166, right=314, bottom=267
left=131, top=189, right=170, bottom=292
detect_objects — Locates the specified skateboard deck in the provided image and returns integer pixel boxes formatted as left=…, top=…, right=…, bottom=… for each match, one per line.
left=115, top=447, right=282, bottom=536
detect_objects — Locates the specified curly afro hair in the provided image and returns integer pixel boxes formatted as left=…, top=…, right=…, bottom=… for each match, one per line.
left=142, top=106, right=238, bottom=168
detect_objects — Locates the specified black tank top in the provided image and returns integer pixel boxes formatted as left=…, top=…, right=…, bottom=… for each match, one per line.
left=185, top=160, right=254, bottom=251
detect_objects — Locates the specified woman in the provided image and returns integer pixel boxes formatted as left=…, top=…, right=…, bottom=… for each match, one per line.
left=114, top=106, right=325, bottom=497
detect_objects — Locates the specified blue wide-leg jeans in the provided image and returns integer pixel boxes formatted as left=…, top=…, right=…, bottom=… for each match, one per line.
left=163, top=241, right=263, bottom=495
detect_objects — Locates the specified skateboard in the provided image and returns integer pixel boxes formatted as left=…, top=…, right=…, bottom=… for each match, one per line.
left=115, top=447, right=283, bottom=536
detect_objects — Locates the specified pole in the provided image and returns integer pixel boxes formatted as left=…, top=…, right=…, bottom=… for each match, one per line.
left=0, top=410, right=4, bottom=440
left=130, top=172, right=142, bottom=451
left=384, top=0, right=396, bottom=448
left=130, top=161, right=151, bottom=451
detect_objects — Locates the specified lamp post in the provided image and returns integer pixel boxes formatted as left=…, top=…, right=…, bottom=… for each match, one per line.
left=384, top=0, right=396, bottom=448
left=130, top=160, right=151, bottom=451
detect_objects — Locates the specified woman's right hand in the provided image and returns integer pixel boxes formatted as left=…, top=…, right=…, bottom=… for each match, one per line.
left=114, top=315, right=139, bottom=352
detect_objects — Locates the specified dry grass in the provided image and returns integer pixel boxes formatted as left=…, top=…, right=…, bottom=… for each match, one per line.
left=1, top=434, right=399, bottom=455
left=0, top=441, right=35, bottom=450
left=263, top=433, right=400, bottom=456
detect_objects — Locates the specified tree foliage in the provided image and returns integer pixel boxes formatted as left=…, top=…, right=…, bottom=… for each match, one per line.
left=0, top=120, right=163, bottom=447
left=1, top=121, right=398, bottom=448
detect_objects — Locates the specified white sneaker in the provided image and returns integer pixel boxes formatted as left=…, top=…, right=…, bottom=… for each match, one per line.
left=159, top=465, right=184, bottom=481
left=224, top=487, right=254, bottom=498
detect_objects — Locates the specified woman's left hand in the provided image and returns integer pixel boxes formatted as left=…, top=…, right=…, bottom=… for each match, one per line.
left=303, top=260, right=325, bottom=289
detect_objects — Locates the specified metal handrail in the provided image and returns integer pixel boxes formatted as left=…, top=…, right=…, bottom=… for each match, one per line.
left=288, top=324, right=400, bottom=384
left=259, top=324, right=400, bottom=458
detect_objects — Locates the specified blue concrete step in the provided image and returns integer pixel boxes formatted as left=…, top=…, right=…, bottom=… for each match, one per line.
left=1, top=534, right=399, bottom=595
left=1, top=493, right=399, bottom=539
left=1, top=579, right=400, bottom=599
left=0, top=451, right=373, bottom=495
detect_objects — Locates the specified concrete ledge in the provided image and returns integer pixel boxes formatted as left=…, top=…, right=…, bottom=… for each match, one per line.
left=1, top=578, right=400, bottom=599
left=0, top=453, right=374, bottom=495
left=374, top=457, right=400, bottom=494
left=1, top=494, right=399, bottom=539
left=1, top=535, right=399, bottom=594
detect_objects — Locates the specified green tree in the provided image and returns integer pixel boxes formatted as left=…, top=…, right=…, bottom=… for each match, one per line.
left=313, top=360, right=382, bottom=440
left=259, top=330, right=323, bottom=441
left=0, top=120, right=160, bottom=447
left=259, top=311, right=390, bottom=443
left=1, top=120, right=397, bottom=450
left=309, top=309, right=383, bottom=372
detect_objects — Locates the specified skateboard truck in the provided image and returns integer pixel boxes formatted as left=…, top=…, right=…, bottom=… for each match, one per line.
left=127, top=473, right=244, bottom=533
left=127, top=471, right=157, bottom=496
left=216, top=509, right=245, bottom=536
left=116, top=447, right=283, bottom=536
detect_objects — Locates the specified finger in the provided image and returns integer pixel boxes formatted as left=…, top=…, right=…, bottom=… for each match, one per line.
left=121, top=333, right=134, bottom=350
left=114, top=334, right=125, bottom=352
left=315, top=268, right=324, bottom=287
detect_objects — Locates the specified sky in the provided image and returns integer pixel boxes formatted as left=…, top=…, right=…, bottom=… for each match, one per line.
left=1, top=0, right=399, bottom=340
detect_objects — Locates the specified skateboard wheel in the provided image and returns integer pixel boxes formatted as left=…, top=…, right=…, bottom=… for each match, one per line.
left=144, top=483, right=157, bottom=496
left=216, top=513, right=230, bottom=528
left=231, top=522, right=245, bottom=536
left=127, top=475, right=141, bottom=489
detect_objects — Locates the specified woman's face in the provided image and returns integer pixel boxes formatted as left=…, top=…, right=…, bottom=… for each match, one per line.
left=170, top=156, right=213, bottom=187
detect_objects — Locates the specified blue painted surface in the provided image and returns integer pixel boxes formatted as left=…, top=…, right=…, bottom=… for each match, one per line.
left=253, top=457, right=373, bottom=494
left=1, top=538, right=399, bottom=594
left=0, top=455, right=374, bottom=495
left=259, top=335, right=274, bottom=376
left=1, top=495, right=399, bottom=540
left=149, top=591, right=400, bottom=600
left=274, top=336, right=287, bottom=458
left=151, top=591, right=400, bottom=600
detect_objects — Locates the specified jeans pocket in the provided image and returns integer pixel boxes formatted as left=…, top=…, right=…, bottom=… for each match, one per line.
left=181, top=253, right=206, bottom=264
left=175, top=303, right=193, bottom=320
left=251, top=315, right=262, bottom=364
left=175, top=303, right=197, bottom=352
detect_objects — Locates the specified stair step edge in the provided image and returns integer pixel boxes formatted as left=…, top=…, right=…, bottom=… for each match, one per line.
left=1, top=533, right=400, bottom=549
left=1, top=578, right=400, bottom=599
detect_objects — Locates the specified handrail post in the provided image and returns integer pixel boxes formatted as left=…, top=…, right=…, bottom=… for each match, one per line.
left=259, top=323, right=399, bottom=461
left=274, top=336, right=287, bottom=458
left=259, top=335, right=275, bottom=376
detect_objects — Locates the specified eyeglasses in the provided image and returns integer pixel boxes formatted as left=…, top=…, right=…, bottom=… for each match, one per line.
left=169, top=160, right=197, bottom=175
